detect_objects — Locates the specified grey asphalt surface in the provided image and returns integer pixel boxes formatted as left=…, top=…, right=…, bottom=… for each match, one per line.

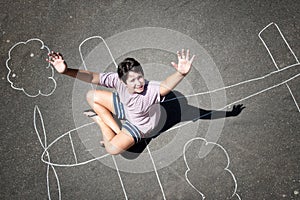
left=1, top=0, right=300, bottom=199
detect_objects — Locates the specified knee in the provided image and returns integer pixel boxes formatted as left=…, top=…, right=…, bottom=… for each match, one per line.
left=105, top=146, right=123, bottom=155
left=106, top=150, right=121, bottom=155
left=86, top=90, right=95, bottom=103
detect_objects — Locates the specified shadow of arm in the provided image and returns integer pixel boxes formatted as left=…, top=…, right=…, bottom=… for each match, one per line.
left=198, top=104, right=246, bottom=120
left=180, top=104, right=246, bottom=121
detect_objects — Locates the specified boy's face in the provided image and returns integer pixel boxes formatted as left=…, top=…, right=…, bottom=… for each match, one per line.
left=125, top=71, right=145, bottom=94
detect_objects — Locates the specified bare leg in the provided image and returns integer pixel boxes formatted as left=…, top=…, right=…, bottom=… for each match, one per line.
left=87, top=112, right=135, bottom=155
left=86, top=90, right=121, bottom=134
left=88, top=115, right=115, bottom=142
left=86, top=90, right=135, bottom=154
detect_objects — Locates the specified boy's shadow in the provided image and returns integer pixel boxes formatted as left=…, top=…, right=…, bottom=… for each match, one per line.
left=121, top=90, right=245, bottom=159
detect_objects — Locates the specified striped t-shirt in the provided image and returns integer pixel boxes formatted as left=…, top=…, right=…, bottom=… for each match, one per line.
left=99, top=72, right=163, bottom=135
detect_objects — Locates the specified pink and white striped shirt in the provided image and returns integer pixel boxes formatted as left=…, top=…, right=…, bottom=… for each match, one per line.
left=99, top=72, right=164, bottom=135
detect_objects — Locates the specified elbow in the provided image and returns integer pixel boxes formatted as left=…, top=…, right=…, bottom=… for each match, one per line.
left=160, top=81, right=173, bottom=97
left=160, top=90, right=170, bottom=97
left=159, top=87, right=170, bottom=97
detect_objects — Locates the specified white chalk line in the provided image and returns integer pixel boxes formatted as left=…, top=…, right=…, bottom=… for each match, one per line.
left=77, top=34, right=299, bottom=200
left=165, top=66, right=300, bottom=133
left=285, top=84, right=300, bottom=111
left=183, top=137, right=240, bottom=199
left=40, top=121, right=96, bottom=158
left=34, top=105, right=48, bottom=149
left=33, top=36, right=126, bottom=200
left=35, top=62, right=300, bottom=165
left=34, top=105, right=61, bottom=200
left=79, top=36, right=119, bottom=71
left=36, top=23, right=299, bottom=199
left=27, top=36, right=128, bottom=200
left=165, top=22, right=300, bottom=110
left=34, top=105, right=110, bottom=167
left=258, top=22, right=299, bottom=68
left=146, top=144, right=167, bottom=200
left=37, top=66, right=300, bottom=197
left=179, top=24, right=299, bottom=199
left=164, top=62, right=299, bottom=103
left=6, top=38, right=57, bottom=97
left=41, top=153, right=111, bottom=168
left=85, top=148, right=96, bottom=152
left=34, top=105, right=109, bottom=199
left=79, top=36, right=129, bottom=200
left=258, top=22, right=300, bottom=112
left=39, top=120, right=111, bottom=167
left=112, top=156, right=128, bottom=200
left=46, top=156, right=62, bottom=200
left=68, top=132, right=78, bottom=164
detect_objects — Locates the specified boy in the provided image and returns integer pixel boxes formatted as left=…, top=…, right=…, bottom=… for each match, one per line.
left=47, top=49, right=195, bottom=155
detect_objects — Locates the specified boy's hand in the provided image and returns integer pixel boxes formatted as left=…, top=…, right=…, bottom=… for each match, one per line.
left=171, top=49, right=195, bottom=76
left=230, top=104, right=246, bottom=116
left=46, top=51, right=68, bottom=74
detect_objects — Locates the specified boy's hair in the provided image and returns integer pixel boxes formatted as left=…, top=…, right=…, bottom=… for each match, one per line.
left=117, top=57, right=144, bottom=83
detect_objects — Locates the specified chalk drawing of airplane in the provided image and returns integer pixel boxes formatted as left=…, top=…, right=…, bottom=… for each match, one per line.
left=33, top=22, right=299, bottom=200
left=181, top=22, right=299, bottom=200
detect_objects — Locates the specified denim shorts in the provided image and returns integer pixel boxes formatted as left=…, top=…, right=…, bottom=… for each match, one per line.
left=112, top=92, right=142, bottom=144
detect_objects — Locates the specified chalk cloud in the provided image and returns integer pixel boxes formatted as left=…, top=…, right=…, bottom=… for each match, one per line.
left=183, top=137, right=241, bottom=199
left=6, top=38, right=56, bottom=97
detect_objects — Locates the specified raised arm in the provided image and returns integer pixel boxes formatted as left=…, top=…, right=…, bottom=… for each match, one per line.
left=46, top=51, right=100, bottom=85
left=160, top=49, right=195, bottom=96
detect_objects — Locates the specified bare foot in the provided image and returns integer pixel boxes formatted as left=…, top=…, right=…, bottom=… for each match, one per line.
left=100, top=141, right=105, bottom=147
left=83, top=109, right=102, bottom=123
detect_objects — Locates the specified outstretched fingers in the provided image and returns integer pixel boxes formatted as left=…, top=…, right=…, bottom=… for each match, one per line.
left=46, top=51, right=55, bottom=63
left=177, top=49, right=195, bottom=62
left=177, top=50, right=181, bottom=60
left=46, top=51, right=63, bottom=63
left=189, top=54, right=195, bottom=64
left=182, top=49, right=185, bottom=59
left=184, top=49, right=195, bottom=63
left=171, top=61, right=178, bottom=69
left=186, top=49, right=190, bottom=60
left=45, top=55, right=54, bottom=64
left=57, top=52, right=63, bottom=59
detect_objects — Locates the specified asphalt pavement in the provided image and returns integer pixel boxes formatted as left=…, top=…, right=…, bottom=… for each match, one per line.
left=0, top=0, right=299, bottom=199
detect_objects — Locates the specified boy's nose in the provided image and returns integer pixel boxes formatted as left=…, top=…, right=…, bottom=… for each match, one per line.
left=135, top=80, right=141, bottom=85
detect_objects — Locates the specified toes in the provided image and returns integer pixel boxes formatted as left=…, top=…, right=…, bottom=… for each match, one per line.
left=100, top=141, right=105, bottom=147
left=83, top=110, right=97, bottom=117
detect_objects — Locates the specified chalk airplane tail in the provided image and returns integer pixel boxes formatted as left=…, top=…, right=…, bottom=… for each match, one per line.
left=34, top=105, right=61, bottom=200
left=258, top=22, right=300, bottom=68
left=259, top=22, right=300, bottom=112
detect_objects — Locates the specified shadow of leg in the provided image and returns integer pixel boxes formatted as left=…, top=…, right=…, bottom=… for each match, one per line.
left=121, top=138, right=153, bottom=159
